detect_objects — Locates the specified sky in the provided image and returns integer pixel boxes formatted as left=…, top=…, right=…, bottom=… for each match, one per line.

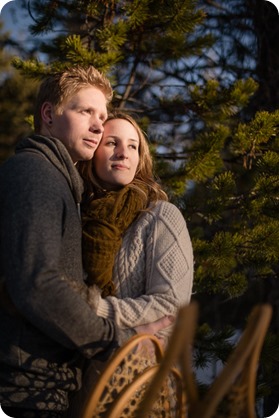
left=0, top=0, right=38, bottom=60
left=0, top=0, right=56, bottom=61
left=0, top=0, right=31, bottom=36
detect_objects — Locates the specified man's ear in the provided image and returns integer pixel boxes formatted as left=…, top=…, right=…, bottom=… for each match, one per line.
left=41, top=102, right=54, bottom=125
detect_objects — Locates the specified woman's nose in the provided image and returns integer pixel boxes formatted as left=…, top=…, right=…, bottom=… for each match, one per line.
left=115, top=147, right=128, bottom=159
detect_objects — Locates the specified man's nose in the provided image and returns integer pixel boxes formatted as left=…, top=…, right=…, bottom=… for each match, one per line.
left=89, top=119, right=104, bottom=134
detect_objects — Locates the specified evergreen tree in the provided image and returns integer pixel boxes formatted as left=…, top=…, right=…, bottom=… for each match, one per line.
left=199, top=0, right=279, bottom=112
left=0, top=20, right=38, bottom=162
left=1, top=1, right=278, bottom=414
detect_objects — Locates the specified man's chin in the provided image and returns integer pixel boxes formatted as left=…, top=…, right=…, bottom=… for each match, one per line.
left=77, top=150, right=96, bottom=162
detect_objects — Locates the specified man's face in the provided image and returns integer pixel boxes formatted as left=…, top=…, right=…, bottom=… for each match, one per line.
left=47, top=86, right=108, bottom=163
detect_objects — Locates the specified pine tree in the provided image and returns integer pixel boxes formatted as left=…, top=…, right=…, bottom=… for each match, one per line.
left=0, top=21, right=39, bottom=162
left=198, top=0, right=279, bottom=112
left=2, top=1, right=279, bottom=412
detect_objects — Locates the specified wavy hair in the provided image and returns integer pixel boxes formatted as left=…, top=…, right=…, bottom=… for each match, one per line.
left=77, top=111, right=168, bottom=205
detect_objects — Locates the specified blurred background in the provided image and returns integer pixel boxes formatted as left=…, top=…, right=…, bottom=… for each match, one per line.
left=1, top=1, right=278, bottom=416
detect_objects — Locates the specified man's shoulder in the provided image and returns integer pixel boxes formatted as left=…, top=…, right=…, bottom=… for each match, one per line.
left=3, top=152, right=58, bottom=180
left=0, top=152, right=68, bottom=200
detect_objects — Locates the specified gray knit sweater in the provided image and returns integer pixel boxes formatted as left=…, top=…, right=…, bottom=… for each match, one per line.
left=0, top=135, right=130, bottom=412
left=96, top=200, right=194, bottom=338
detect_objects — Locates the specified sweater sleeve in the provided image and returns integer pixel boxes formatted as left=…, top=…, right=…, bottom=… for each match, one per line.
left=96, top=201, right=194, bottom=337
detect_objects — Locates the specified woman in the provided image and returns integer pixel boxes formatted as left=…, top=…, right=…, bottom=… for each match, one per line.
left=78, top=111, right=194, bottom=339
left=68, top=111, right=194, bottom=416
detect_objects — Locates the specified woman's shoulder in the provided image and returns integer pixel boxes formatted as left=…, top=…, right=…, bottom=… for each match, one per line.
left=149, top=200, right=183, bottom=216
left=145, top=200, right=186, bottom=228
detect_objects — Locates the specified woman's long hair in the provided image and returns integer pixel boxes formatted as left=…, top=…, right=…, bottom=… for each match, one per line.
left=77, top=111, right=168, bottom=205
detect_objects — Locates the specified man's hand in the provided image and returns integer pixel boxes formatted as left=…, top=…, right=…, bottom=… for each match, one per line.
left=135, top=315, right=174, bottom=336
left=134, top=315, right=175, bottom=352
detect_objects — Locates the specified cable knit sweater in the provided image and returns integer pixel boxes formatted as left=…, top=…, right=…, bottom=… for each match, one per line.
left=66, top=200, right=194, bottom=418
left=96, top=200, right=194, bottom=337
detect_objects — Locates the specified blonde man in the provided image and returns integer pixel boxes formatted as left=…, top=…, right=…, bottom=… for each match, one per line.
left=0, top=67, right=170, bottom=418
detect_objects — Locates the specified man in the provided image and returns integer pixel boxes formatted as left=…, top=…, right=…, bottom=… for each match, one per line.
left=0, top=66, right=171, bottom=418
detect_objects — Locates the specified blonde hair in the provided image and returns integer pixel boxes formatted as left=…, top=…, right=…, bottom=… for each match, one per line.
left=78, top=111, right=168, bottom=204
left=34, top=65, right=113, bottom=133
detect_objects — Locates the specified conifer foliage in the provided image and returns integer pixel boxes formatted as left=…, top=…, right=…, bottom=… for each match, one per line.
left=1, top=0, right=279, bottom=412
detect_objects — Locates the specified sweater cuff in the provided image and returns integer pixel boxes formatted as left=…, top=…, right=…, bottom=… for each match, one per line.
left=96, top=297, right=115, bottom=320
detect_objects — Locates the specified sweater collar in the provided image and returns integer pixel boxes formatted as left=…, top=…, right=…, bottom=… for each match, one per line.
left=16, top=135, right=84, bottom=204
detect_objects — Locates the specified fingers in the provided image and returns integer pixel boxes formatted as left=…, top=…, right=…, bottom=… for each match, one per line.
left=135, top=339, right=157, bottom=357
left=135, top=315, right=175, bottom=336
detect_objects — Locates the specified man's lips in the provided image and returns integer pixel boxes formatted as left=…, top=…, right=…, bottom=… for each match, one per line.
left=83, top=138, right=98, bottom=147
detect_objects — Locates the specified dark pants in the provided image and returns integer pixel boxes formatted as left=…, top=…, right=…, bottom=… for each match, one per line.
left=1, top=407, right=66, bottom=418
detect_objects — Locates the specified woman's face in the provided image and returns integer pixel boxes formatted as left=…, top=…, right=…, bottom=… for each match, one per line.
left=93, top=118, right=140, bottom=190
